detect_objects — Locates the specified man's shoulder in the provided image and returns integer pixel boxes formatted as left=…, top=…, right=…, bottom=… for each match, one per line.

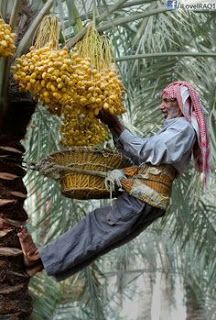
left=165, top=117, right=194, bottom=132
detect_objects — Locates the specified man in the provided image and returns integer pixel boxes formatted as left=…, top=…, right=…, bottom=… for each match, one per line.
left=17, top=81, right=211, bottom=279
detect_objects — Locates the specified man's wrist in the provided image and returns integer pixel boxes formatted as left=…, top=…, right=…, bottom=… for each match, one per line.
left=97, top=110, right=124, bottom=136
left=110, top=122, right=124, bottom=136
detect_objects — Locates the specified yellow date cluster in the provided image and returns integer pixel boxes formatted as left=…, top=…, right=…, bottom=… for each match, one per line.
left=8, top=14, right=128, bottom=147
left=13, top=46, right=125, bottom=116
left=61, top=105, right=109, bottom=146
left=13, top=46, right=72, bottom=115
left=0, top=18, right=16, bottom=57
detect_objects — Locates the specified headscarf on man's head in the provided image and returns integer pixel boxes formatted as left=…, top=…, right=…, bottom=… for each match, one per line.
left=162, top=81, right=211, bottom=185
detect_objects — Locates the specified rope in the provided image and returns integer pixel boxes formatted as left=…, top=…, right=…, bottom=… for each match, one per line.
left=0, top=154, right=126, bottom=190
left=36, top=161, right=126, bottom=198
left=22, top=158, right=126, bottom=197
left=104, top=169, right=125, bottom=199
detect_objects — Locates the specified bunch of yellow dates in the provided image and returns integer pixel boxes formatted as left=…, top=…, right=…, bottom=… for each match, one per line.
left=0, top=18, right=16, bottom=57
left=13, top=46, right=125, bottom=116
left=12, top=18, right=126, bottom=146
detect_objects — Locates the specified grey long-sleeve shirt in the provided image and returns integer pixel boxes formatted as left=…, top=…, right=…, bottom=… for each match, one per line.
left=114, top=117, right=196, bottom=174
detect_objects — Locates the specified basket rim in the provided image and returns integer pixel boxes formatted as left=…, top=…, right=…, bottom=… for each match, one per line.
left=49, top=146, right=124, bottom=158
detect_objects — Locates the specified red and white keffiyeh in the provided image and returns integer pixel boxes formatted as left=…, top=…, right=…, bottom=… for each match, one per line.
left=162, top=81, right=211, bottom=184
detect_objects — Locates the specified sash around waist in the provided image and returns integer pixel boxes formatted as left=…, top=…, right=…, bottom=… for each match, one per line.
left=120, top=164, right=177, bottom=210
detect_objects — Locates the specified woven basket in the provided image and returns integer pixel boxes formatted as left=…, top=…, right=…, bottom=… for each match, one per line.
left=49, top=147, right=131, bottom=200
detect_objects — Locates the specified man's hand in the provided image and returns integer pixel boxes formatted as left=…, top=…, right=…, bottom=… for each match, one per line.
left=97, top=110, right=124, bottom=136
left=97, top=110, right=117, bottom=127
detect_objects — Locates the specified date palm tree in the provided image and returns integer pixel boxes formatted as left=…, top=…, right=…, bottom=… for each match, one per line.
left=0, top=0, right=215, bottom=319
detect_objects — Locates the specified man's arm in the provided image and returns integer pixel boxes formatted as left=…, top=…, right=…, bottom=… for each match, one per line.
left=97, top=110, right=147, bottom=160
left=116, top=120, right=196, bottom=166
left=97, top=110, right=124, bottom=137
left=99, top=112, right=196, bottom=167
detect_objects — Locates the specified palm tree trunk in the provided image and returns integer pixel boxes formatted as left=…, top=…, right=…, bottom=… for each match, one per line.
left=0, top=78, right=36, bottom=319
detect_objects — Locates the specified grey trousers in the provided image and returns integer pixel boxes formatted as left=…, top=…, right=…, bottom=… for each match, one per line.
left=39, top=192, right=165, bottom=281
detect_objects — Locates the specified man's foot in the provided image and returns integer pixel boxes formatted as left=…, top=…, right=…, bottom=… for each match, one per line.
left=17, top=226, right=43, bottom=276
left=26, top=262, right=44, bottom=277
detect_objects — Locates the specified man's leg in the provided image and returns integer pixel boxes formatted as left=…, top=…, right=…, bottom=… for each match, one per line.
left=40, top=192, right=164, bottom=281
left=18, top=192, right=164, bottom=280
left=54, top=204, right=164, bottom=280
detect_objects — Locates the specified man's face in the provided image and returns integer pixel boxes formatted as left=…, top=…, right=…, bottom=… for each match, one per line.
left=160, top=97, right=183, bottom=120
